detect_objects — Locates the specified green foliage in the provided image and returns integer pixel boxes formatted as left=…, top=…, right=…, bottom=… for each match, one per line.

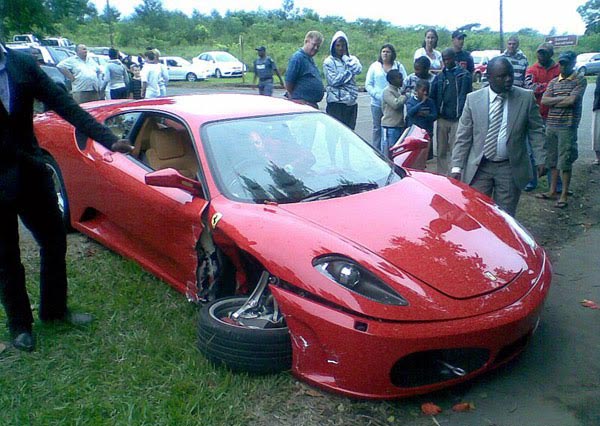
left=3, top=0, right=598, bottom=77
left=577, top=0, right=600, bottom=34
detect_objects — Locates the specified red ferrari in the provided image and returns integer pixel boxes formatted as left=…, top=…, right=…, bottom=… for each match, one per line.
left=34, top=94, right=551, bottom=399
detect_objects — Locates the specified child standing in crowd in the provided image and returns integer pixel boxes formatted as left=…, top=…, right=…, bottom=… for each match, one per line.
left=381, top=69, right=406, bottom=158
left=406, top=80, right=437, bottom=138
left=402, top=56, right=435, bottom=97
left=129, top=64, right=142, bottom=99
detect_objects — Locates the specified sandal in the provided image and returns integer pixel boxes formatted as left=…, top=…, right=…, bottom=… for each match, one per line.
left=535, top=193, right=557, bottom=200
left=555, top=201, right=568, bottom=209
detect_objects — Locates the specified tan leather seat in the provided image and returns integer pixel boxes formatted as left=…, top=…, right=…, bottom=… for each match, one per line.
left=132, top=117, right=158, bottom=158
left=145, top=128, right=199, bottom=179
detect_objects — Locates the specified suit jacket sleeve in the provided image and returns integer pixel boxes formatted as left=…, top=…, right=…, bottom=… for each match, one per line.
left=451, top=93, right=474, bottom=171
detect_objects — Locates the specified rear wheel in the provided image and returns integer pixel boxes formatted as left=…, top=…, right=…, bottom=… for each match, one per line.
left=43, top=155, right=72, bottom=231
left=215, top=69, right=222, bottom=78
left=186, top=72, right=197, bottom=82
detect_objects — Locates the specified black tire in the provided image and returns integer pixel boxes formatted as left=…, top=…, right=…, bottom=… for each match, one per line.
left=186, top=72, right=197, bottom=82
left=215, top=68, right=222, bottom=78
left=198, top=296, right=292, bottom=374
left=579, top=66, right=587, bottom=76
left=43, top=154, right=72, bottom=231
left=474, top=72, right=482, bottom=83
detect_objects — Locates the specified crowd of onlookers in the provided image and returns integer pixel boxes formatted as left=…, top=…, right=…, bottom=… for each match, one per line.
left=55, top=44, right=168, bottom=103
left=275, top=29, right=595, bottom=216
left=48, top=32, right=599, bottom=217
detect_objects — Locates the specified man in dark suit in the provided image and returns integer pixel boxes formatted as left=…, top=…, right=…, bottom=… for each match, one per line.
left=0, top=41, right=132, bottom=352
left=450, top=56, right=545, bottom=216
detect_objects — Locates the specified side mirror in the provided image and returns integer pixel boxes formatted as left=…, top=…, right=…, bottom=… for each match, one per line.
left=390, top=126, right=430, bottom=170
left=145, top=168, right=204, bottom=197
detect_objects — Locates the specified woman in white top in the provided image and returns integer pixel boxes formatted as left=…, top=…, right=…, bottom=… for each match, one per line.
left=413, top=28, right=442, bottom=75
left=365, top=44, right=407, bottom=150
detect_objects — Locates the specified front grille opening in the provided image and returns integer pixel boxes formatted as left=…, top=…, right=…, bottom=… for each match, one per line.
left=390, top=348, right=490, bottom=388
left=494, top=334, right=530, bottom=365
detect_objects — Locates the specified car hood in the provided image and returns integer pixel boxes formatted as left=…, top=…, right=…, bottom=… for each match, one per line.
left=278, top=172, right=532, bottom=299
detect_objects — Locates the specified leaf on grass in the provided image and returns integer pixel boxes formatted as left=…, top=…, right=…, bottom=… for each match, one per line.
left=581, top=299, right=600, bottom=309
left=452, top=402, right=475, bottom=412
left=421, top=402, right=442, bottom=415
left=0, top=342, right=7, bottom=354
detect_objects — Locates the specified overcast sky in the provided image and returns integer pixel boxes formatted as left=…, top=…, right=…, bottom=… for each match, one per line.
left=91, top=0, right=588, bottom=35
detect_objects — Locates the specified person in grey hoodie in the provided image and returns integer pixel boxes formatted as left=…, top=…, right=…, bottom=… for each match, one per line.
left=323, top=31, right=362, bottom=130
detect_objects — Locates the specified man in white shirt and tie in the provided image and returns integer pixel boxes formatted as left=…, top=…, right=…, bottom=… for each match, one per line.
left=450, top=56, right=545, bottom=216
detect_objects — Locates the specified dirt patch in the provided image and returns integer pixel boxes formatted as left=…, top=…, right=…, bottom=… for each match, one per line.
left=516, top=160, right=600, bottom=256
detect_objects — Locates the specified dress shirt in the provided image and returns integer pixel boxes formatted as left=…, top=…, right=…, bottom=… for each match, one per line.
left=488, top=87, right=509, bottom=161
left=0, top=44, right=10, bottom=113
left=57, top=56, right=102, bottom=92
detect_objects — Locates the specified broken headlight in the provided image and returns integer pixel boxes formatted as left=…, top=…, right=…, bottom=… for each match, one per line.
left=313, top=255, right=408, bottom=306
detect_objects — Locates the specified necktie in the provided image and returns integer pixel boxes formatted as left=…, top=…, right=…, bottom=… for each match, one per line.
left=483, top=94, right=505, bottom=160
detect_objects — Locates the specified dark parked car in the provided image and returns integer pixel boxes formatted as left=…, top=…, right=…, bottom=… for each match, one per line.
left=7, top=45, right=72, bottom=92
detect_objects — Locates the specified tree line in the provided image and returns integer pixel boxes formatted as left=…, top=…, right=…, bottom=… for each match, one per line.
left=2, top=0, right=599, bottom=79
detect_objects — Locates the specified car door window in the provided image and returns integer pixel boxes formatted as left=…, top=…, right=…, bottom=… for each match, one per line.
left=120, top=113, right=201, bottom=179
left=105, top=112, right=143, bottom=140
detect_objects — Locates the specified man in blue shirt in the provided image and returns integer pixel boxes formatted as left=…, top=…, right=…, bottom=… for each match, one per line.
left=285, top=31, right=325, bottom=109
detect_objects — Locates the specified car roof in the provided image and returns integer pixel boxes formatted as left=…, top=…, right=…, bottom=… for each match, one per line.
left=577, top=52, right=600, bottom=62
left=91, top=94, right=313, bottom=124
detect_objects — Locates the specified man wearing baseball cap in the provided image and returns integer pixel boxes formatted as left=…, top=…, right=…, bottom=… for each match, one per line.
left=252, top=46, right=284, bottom=96
left=524, top=42, right=561, bottom=191
left=451, top=30, right=474, bottom=74
left=538, top=50, right=586, bottom=208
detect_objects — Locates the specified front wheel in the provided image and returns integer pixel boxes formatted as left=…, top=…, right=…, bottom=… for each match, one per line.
left=197, top=296, right=292, bottom=374
left=43, top=155, right=72, bottom=231
left=473, top=72, right=482, bottom=83
left=215, top=68, right=222, bottom=78
left=578, top=67, right=587, bottom=76
left=186, top=72, right=197, bottom=82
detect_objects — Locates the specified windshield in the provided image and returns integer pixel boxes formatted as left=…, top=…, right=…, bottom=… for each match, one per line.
left=214, top=52, right=238, bottom=62
left=202, top=112, right=403, bottom=204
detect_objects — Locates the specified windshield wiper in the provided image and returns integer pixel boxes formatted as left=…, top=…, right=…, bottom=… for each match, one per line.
left=300, top=182, right=379, bottom=202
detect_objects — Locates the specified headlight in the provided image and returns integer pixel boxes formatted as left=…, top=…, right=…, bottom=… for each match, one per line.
left=313, top=255, right=408, bottom=306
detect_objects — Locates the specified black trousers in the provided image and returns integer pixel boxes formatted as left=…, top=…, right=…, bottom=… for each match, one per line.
left=326, top=102, right=358, bottom=130
left=0, top=156, right=68, bottom=334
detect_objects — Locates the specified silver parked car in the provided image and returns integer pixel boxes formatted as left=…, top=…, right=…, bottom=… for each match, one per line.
left=576, top=52, right=600, bottom=76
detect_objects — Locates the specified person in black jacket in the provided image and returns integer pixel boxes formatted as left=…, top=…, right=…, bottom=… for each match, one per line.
left=430, top=48, right=472, bottom=175
left=0, top=42, right=132, bottom=352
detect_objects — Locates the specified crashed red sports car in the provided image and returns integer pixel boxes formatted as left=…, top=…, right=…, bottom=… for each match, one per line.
left=34, top=94, right=551, bottom=399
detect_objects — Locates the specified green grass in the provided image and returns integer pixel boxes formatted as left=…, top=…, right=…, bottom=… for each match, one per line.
left=0, top=236, right=436, bottom=425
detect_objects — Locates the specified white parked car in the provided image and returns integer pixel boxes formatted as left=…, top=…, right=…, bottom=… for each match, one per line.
left=159, top=56, right=211, bottom=81
left=192, top=51, right=245, bottom=78
left=41, top=37, right=74, bottom=48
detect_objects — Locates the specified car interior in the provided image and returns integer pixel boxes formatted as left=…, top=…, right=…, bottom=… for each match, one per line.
left=106, top=113, right=200, bottom=180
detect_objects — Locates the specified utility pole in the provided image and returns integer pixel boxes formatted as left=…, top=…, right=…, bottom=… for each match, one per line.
left=499, top=0, right=504, bottom=51
left=106, top=0, right=114, bottom=46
